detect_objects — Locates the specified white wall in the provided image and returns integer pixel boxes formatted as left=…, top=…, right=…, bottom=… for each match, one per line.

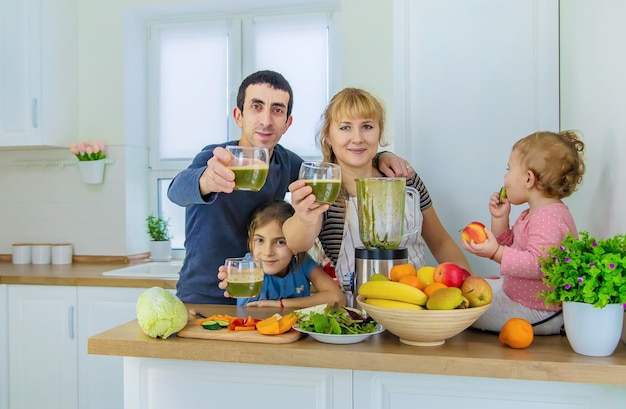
left=0, top=0, right=377, bottom=257
left=0, top=148, right=133, bottom=256
left=396, top=0, right=560, bottom=276
left=0, top=0, right=624, bottom=262
left=560, top=0, right=626, bottom=238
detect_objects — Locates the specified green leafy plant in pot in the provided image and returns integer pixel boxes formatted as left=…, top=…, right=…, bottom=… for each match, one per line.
left=538, top=231, right=626, bottom=356
left=146, top=215, right=172, bottom=261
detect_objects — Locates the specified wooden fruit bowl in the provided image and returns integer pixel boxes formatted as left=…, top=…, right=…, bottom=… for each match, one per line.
left=356, top=295, right=491, bottom=346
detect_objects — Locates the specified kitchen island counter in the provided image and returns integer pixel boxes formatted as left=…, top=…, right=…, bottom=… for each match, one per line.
left=88, top=303, right=626, bottom=386
left=0, top=261, right=177, bottom=289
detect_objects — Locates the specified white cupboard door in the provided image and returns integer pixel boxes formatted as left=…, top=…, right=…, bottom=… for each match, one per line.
left=0, top=285, right=8, bottom=409
left=124, top=358, right=353, bottom=409
left=8, top=285, right=78, bottom=409
left=77, top=287, right=147, bottom=409
left=353, top=370, right=626, bottom=409
left=0, top=0, right=37, bottom=146
left=0, top=0, right=77, bottom=147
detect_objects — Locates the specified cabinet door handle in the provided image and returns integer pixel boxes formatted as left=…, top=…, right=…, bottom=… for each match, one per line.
left=31, top=98, right=38, bottom=128
left=68, top=305, right=75, bottom=340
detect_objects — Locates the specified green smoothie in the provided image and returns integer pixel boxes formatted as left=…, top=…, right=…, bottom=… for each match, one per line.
left=231, top=163, right=269, bottom=191
left=226, top=262, right=263, bottom=298
left=227, top=280, right=264, bottom=298
left=303, top=179, right=341, bottom=204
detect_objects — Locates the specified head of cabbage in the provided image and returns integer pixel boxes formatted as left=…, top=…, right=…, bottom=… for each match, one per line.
left=136, top=286, right=188, bottom=339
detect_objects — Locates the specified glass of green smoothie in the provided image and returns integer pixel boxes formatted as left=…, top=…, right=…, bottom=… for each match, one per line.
left=299, top=161, right=342, bottom=204
left=226, top=145, right=270, bottom=191
left=225, top=257, right=264, bottom=298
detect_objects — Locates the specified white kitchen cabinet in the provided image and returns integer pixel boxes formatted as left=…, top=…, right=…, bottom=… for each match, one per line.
left=0, top=0, right=77, bottom=147
left=77, top=287, right=148, bottom=409
left=353, top=370, right=626, bottom=409
left=5, top=284, right=161, bottom=409
left=8, top=285, right=78, bottom=409
left=123, top=358, right=353, bottom=409
left=121, top=359, right=626, bottom=409
left=0, top=285, right=8, bottom=409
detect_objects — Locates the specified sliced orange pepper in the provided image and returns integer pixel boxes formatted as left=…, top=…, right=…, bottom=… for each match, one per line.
left=256, top=316, right=280, bottom=335
left=197, top=314, right=239, bottom=326
left=208, top=314, right=238, bottom=322
left=277, top=313, right=298, bottom=334
left=233, top=326, right=257, bottom=331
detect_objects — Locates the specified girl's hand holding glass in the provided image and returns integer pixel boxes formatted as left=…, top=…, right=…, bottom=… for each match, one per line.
left=223, top=257, right=264, bottom=298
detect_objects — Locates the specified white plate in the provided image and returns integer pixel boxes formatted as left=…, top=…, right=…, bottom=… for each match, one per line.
left=293, top=324, right=385, bottom=344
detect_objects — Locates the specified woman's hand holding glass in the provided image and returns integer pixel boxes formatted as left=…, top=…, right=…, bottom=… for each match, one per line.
left=298, top=161, right=342, bottom=205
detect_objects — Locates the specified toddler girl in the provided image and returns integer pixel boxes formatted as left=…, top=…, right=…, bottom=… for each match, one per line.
left=218, top=200, right=346, bottom=308
left=462, top=130, right=585, bottom=335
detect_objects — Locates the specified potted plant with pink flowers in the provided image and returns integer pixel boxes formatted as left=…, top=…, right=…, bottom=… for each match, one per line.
left=70, top=141, right=107, bottom=184
left=539, top=231, right=626, bottom=357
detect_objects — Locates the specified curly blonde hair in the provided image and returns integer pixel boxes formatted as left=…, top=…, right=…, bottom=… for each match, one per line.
left=317, top=88, right=389, bottom=163
left=513, top=130, right=586, bottom=199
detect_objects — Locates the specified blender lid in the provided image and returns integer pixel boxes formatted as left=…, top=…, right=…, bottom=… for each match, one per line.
left=355, top=247, right=408, bottom=260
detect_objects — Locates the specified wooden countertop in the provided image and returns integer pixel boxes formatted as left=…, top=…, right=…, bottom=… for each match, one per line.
left=88, top=303, right=626, bottom=386
left=0, top=261, right=177, bottom=289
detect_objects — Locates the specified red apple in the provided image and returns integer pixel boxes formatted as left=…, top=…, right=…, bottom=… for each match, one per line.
left=460, top=276, right=493, bottom=307
left=433, top=262, right=466, bottom=288
left=461, top=221, right=487, bottom=244
left=461, top=268, right=472, bottom=280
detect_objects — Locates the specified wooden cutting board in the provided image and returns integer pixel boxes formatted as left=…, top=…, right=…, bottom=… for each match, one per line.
left=177, top=322, right=303, bottom=344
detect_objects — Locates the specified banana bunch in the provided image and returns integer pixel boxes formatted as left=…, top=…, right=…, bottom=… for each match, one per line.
left=358, top=281, right=427, bottom=310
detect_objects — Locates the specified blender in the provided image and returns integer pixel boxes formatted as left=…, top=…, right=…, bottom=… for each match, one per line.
left=345, top=178, right=419, bottom=307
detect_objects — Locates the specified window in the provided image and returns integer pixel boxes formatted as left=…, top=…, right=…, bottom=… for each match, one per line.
left=147, top=7, right=340, bottom=250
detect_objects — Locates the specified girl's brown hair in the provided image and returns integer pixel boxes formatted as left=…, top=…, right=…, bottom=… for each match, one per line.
left=513, top=130, right=586, bottom=199
left=317, top=88, right=389, bottom=163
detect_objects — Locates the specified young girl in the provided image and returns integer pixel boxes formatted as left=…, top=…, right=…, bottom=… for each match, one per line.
left=462, top=130, right=586, bottom=335
left=218, top=200, right=346, bottom=308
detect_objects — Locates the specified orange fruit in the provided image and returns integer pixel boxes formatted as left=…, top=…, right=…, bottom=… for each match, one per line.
left=423, top=282, right=448, bottom=298
left=398, top=275, right=424, bottom=290
left=389, top=263, right=417, bottom=282
left=499, top=318, right=534, bottom=349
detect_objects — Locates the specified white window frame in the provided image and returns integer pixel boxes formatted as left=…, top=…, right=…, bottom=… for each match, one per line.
left=146, top=3, right=341, bottom=250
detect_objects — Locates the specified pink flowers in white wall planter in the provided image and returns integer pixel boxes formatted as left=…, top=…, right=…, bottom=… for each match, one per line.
left=70, top=141, right=106, bottom=161
left=70, top=141, right=107, bottom=184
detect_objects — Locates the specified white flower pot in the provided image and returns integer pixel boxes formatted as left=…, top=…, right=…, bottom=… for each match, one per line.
left=563, top=301, right=624, bottom=357
left=78, top=160, right=106, bottom=184
left=149, top=240, right=171, bottom=262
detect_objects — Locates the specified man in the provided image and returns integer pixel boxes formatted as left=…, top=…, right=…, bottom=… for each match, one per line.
left=168, top=70, right=411, bottom=303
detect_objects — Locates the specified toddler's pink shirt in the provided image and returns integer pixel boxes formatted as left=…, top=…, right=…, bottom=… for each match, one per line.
left=496, top=202, right=577, bottom=311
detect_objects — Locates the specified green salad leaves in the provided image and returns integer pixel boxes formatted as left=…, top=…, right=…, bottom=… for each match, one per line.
left=294, top=304, right=379, bottom=335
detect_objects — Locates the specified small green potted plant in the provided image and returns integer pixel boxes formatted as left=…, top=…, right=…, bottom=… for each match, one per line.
left=538, top=231, right=626, bottom=356
left=146, top=215, right=172, bottom=261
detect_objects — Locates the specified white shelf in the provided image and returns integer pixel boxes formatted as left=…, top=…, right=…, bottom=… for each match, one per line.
left=12, top=159, right=115, bottom=168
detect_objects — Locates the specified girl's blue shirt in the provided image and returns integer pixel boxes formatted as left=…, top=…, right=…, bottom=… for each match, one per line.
left=237, top=254, right=317, bottom=306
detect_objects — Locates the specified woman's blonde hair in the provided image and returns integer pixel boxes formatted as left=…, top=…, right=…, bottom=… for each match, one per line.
left=317, top=88, right=389, bottom=163
left=513, top=130, right=586, bottom=199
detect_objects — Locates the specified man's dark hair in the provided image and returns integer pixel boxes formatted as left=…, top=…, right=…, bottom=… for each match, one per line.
left=236, top=70, right=294, bottom=118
